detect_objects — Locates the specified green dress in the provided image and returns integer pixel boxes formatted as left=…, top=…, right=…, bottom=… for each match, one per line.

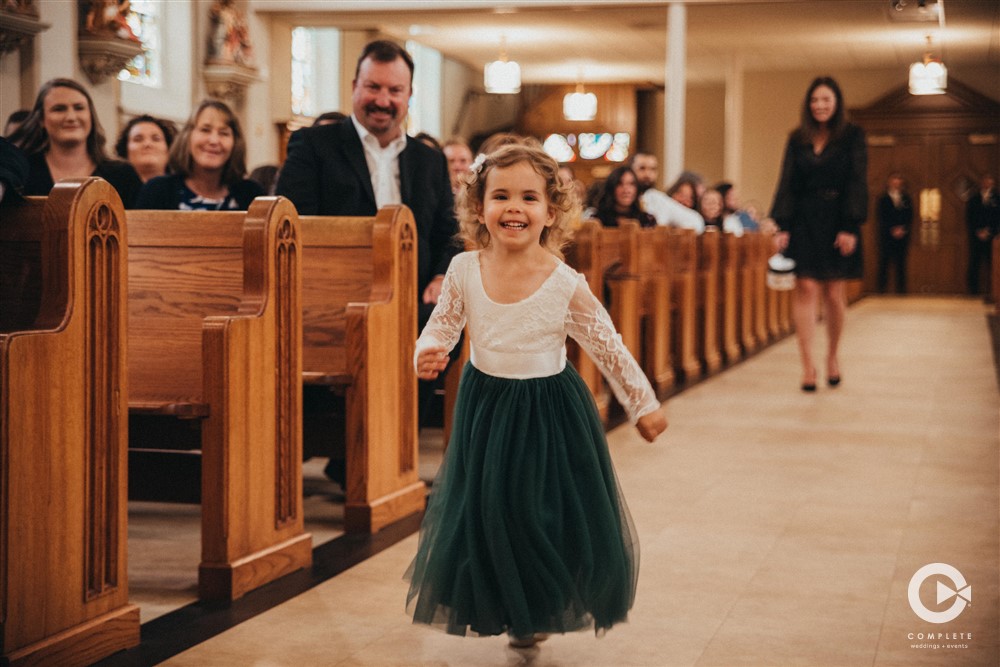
left=406, top=251, right=660, bottom=639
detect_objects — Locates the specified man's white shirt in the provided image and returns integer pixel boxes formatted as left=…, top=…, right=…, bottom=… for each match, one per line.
left=352, top=114, right=406, bottom=208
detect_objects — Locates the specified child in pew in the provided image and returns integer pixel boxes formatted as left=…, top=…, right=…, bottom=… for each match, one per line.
left=406, top=144, right=667, bottom=650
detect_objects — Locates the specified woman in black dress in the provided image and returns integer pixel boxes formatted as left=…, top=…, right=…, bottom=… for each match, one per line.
left=770, top=76, right=867, bottom=391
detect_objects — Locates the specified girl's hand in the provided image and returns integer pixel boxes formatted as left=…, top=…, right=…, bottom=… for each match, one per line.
left=636, top=409, right=667, bottom=443
left=416, top=346, right=449, bottom=380
left=834, top=232, right=857, bottom=256
left=773, top=231, right=790, bottom=253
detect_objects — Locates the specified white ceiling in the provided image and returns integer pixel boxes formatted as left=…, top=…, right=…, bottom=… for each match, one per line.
left=252, top=0, right=1000, bottom=85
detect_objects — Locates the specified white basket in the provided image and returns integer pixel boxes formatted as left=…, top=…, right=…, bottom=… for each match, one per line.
left=766, top=253, right=796, bottom=291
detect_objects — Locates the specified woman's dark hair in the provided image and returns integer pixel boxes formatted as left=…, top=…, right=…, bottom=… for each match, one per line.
left=796, top=75, right=847, bottom=143
left=595, top=165, right=651, bottom=228
left=9, top=78, right=109, bottom=164
left=169, top=99, right=248, bottom=186
left=114, top=115, right=178, bottom=159
left=312, top=110, right=346, bottom=127
left=714, top=181, right=735, bottom=213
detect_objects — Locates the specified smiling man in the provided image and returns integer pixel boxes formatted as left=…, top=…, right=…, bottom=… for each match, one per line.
left=277, top=40, right=458, bottom=308
left=276, top=40, right=460, bottom=461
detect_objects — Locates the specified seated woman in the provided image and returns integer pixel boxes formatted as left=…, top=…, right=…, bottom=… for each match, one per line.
left=137, top=99, right=263, bottom=210
left=714, top=181, right=759, bottom=232
left=10, top=78, right=142, bottom=207
left=699, top=188, right=744, bottom=237
left=593, top=165, right=656, bottom=228
left=666, top=176, right=699, bottom=211
left=115, top=115, right=177, bottom=183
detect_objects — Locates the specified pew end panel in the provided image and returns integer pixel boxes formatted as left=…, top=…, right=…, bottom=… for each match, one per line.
left=697, top=229, right=722, bottom=374
left=126, top=197, right=311, bottom=602
left=720, top=232, right=742, bottom=364
left=636, top=225, right=674, bottom=394
left=299, top=205, right=423, bottom=534
left=671, top=229, right=700, bottom=382
left=1, top=179, right=139, bottom=666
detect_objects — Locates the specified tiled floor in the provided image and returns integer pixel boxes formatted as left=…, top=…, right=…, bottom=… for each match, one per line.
left=143, top=296, right=998, bottom=666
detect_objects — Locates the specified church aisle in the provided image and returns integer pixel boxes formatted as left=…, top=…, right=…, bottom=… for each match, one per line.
left=160, top=296, right=999, bottom=667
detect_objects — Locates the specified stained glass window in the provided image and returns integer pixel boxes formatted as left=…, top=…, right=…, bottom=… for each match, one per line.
left=118, top=0, right=161, bottom=86
left=543, top=134, right=575, bottom=162
left=542, top=132, right=630, bottom=163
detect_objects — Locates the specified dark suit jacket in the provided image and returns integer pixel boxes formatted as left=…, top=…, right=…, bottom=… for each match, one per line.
left=275, top=119, right=459, bottom=293
left=875, top=191, right=913, bottom=243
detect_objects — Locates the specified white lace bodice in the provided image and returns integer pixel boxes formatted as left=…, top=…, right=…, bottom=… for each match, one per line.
left=415, top=251, right=660, bottom=424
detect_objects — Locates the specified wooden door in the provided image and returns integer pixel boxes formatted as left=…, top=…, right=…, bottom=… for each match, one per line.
left=854, top=79, right=1000, bottom=295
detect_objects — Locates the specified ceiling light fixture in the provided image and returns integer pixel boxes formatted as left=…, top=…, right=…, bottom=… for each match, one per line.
left=563, top=82, right=597, bottom=121
left=908, top=33, right=947, bottom=95
left=484, top=36, right=521, bottom=94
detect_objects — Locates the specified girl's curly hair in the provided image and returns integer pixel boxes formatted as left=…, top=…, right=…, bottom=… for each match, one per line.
left=455, top=143, right=579, bottom=259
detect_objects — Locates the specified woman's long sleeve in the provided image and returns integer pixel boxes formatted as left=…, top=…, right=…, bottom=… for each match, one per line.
left=413, top=261, right=466, bottom=370
left=565, top=277, right=660, bottom=424
left=769, top=136, right=797, bottom=231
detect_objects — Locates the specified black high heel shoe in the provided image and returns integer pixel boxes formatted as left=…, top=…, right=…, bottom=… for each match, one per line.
left=828, top=376, right=841, bottom=387
left=801, top=382, right=817, bottom=392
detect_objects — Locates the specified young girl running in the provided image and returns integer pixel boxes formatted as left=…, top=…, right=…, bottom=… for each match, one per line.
left=406, top=143, right=668, bottom=649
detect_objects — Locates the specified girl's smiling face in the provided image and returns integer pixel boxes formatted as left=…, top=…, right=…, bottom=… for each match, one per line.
left=479, top=160, right=555, bottom=253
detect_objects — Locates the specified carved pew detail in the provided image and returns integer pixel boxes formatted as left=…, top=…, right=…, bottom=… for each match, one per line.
left=1, top=178, right=139, bottom=667
left=126, top=198, right=310, bottom=601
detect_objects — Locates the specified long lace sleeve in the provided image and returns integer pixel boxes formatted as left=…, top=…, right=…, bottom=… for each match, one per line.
left=414, top=257, right=466, bottom=370
left=565, top=275, right=660, bottom=424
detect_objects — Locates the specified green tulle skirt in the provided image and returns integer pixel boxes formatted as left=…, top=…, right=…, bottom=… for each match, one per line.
left=405, top=362, right=638, bottom=638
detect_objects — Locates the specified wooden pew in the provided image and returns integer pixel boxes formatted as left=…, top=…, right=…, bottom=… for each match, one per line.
left=565, top=220, right=641, bottom=421
left=298, top=205, right=424, bottom=534
left=126, top=197, right=311, bottom=601
left=1, top=179, right=139, bottom=666
left=719, top=231, right=742, bottom=364
left=739, top=233, right=760, bottom=354
left=752, top=232, right=770, bottom=346
left=635, top=225, right=674, bottom=394
left=671, top=228, right=700, bottom=382
left=697, top=228, right=722, bottom=373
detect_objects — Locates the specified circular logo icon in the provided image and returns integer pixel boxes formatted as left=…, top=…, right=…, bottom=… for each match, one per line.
left=908, top=563, right=972, bottom=624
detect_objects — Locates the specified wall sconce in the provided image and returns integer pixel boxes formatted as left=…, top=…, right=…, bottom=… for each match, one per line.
left=484, top=37, right=520, bottom=94
left=909, top=34, right=947, bottom=95
left=563, top=83, right=597, bottom=121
